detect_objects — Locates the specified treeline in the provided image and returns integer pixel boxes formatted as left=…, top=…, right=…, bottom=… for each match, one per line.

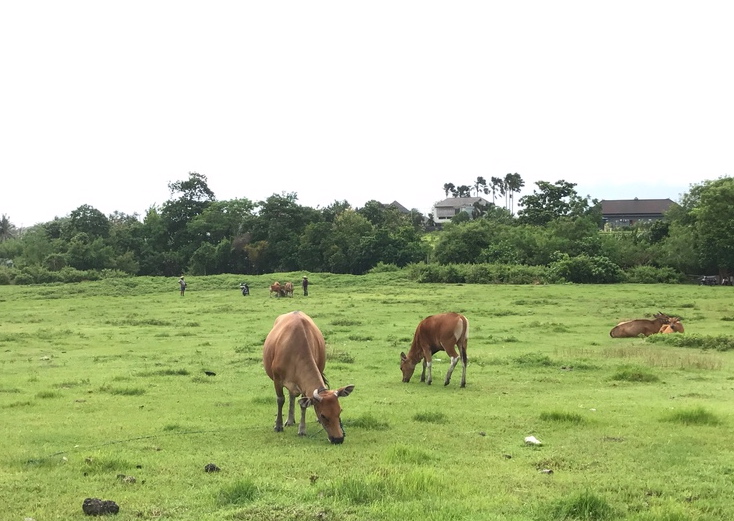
left=0, top=173, right=732, bottom=285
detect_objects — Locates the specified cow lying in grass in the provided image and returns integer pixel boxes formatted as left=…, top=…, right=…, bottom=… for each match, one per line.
left=609, top=312, right=670, bottom=338
left=660, top=317, right=685, bottom=334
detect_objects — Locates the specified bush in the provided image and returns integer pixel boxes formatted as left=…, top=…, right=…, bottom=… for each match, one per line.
left=406, top=262, right=553, bottom=284
left=550, top=253, right=624, bottom=284
left=624, top=265, right=684, bottom=284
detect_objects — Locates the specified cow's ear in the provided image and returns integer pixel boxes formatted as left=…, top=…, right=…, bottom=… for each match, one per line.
left=336, top=385, right=355, bottom=398
left=400, top=352, right=407, bottom=361
left=298, top=396, right=312, bottom=409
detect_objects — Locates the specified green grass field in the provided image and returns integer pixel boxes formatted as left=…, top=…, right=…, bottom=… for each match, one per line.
left=1, top=273, right=733, bottom=520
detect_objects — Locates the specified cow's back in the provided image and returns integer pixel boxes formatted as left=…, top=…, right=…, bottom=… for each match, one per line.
left=414, top=312, right=467, bottom=350
left=263, top=311, right=326, bottom=387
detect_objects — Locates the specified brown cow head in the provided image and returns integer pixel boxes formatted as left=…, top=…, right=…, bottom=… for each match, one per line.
left=400, top=352, right=417, bottom=383
left=299, top=385, right=355, bottom=444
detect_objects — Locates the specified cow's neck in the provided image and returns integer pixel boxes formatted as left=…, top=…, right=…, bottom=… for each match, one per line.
left=298, top=364, right=329, bottom=395
left=406, top=341, right=423, bottom=363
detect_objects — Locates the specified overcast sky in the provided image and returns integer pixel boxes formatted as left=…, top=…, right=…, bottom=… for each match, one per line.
left=2, top=2, right=732, bottom=228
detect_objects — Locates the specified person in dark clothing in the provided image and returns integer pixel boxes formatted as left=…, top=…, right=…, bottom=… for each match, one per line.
left=302, top=276, right=309, bottom=296
left=179, top=276, right=187, bottom=296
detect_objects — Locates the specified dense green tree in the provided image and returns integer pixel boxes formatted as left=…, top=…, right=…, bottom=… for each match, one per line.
left=692, top=176, right=734, bottom=276
left=67, top=205, right=110, bottom=239
left=517, top=180, right=599, bottom=226
left=443, top=183, right=455, bottom=197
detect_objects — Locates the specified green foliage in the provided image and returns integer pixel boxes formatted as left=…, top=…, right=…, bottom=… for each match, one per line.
left=647, top=333, right=734, bottom=351
left=624, top=265, right=684, bottom=284
left=406, top=262, right=552, bottom=284
left=550, top=253, right=624, bottom=283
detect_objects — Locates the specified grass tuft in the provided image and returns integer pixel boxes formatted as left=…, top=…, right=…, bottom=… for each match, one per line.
left=216, top=479, right=259, bottom=506
left=540, top=411, right=585, bottom=424
left=662, top=406, right=722, bottom=426
left=547, top=489, right=616, bottom=520
left=326, top=348, right=355, bottom=364
left=514, top=352, right=554, bottom=366
left=413, top=411, right=447, bottom=424
left=610, top=367, right=659, bottom=383
left=98, top=385, right=146, bottom=396
left=347, top=413, right=389, bottom=430
left=384, top=445, right=431, bottom=464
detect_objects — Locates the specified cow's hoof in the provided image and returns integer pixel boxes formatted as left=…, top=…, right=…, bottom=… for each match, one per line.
left=274, top=426, right=283, bottom=432
left=444, top=380, right=450, bottom=386
left=298, top=431, right=307, bottom=437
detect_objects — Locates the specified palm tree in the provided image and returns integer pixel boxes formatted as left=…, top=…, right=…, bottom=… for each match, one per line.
left=490, top=177, right=504, bottom=206
left=0, top=214, right=17, bottom=242
left=504, top=173, right=525, bottom=215
left=443, top=183, right=456, bottom=198
left=473, top=176, right=488, bottom=197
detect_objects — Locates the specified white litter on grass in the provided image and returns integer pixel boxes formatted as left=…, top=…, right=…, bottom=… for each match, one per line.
left=524, top=436, right=542, bottom=446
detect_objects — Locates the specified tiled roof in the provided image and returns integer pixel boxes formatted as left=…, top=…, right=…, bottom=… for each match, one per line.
left=434, top=197, right=491, bottom=208
left=601, top=199, right=676, bottom=216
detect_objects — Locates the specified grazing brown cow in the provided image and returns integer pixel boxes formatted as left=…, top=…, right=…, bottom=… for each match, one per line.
left=660, top=317, right=685, bottom=334
left=283, top=281, right=294, bottom=297
left=262, top=311, right=355, bottom=444
left=269, top=282, right=282, bottom=297
left=400, top=312, right=469, bottom=387
left=609, top=312, right=670, bottom=338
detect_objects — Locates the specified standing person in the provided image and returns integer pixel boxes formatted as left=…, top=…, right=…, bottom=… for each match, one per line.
left=179, top=276, right=187, bottom=296
left=301, top=276, right=309, bottom=296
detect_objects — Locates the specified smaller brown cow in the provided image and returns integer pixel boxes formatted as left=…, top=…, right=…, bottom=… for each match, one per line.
left=283, top=281, right=294, bottom=297
left=400, top=312, right=469, bottom=387
left=660, top=317, right=685, bottom=334
left=269, top=282, right=282, bottom=297
left=609, top=312, right=670, bottom=338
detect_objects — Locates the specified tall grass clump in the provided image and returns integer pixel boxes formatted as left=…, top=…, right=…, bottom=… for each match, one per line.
left=348, top=413, right=389, bottom=431
left=610, top=366, right=659, bottom=383
left=323, top=469, right=442, bottom=504
left=647, top=334, right=734, bottom=352
left=662, top=407, right=722, bottom=426
left=413, top=411, right=447, bottom=424
left=545, top=489, right=616, bottom=520
left=540, top=411, right=585, bottom=424
left=216, top=480, right=259, bottom=506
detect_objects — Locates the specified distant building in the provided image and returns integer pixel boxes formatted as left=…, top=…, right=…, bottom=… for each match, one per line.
left=601, top=198, right=676, bottom=228
left=433, top=196, right=491, bottom=224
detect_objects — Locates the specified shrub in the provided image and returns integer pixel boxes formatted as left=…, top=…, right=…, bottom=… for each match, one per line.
left=550, top=253, right=624, bottom=284
left=624, top=265, right=684, bottom=284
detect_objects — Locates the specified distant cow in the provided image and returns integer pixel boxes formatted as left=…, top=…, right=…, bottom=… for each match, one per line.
left=262, top=311, right=355, bottom=444
left=283, top=281, right=294, bottom=297
left=400, top=312, right=469, bottom=387
left=660, top=317, right=685, bottom=334
left=609, top=312, right=670, bottom=338
left=269, top=282, right=282, bottom=297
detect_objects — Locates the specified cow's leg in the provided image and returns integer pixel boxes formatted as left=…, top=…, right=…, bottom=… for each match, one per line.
left=285, top=392, right=297, bottom=427
left=444, top=345, right=460, bottom=386
left=459, top=346, right=467, bottom=388
left=420, top=359, right=427, bottom=382
left=424, top=353, right=433, bottom=385
left=297, top=402, right=308, bottom=436
left=274, top=385, right=285, bottom=432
